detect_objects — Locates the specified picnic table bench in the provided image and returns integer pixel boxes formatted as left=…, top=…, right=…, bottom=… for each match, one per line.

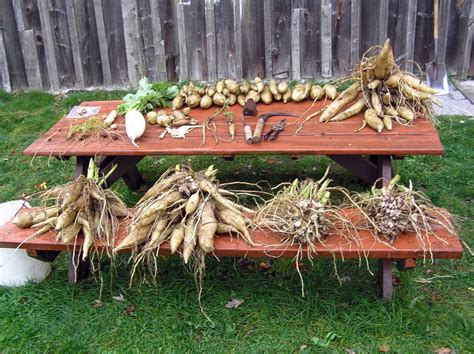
left=0, top=99, right=463, bottom=300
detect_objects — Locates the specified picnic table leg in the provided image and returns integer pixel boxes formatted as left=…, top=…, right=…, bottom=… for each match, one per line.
left=76, top=156, right=92, bottom=177
left=68, top=252, right=90, bottom=284
left=98, top=156, right=144, bottom=190
left=377, top=155, right=394, bottom=301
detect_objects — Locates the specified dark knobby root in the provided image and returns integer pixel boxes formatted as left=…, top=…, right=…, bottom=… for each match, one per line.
left=254, top=167, right=360, bottom=296
left=14, top=159, right=127, bottom=262
left=66, top=116, right=121, bottom=142
left=352, top=175, right=456, bottom=261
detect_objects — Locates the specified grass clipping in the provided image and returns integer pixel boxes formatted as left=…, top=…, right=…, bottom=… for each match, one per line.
left=352, top=175, right=455, bottom=259
left=254, top=167, right=359, bottom=296
left=14, top=159, right=127, bottom=262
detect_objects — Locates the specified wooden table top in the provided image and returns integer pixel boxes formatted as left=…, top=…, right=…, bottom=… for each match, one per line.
left=23, top=100, right=444, bottom=157
left=0, top=209, right=462, bottom=259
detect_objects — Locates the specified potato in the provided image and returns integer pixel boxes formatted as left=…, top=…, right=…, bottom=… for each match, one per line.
left=261, top=87, right=273, bottom=104
left=310, top=85, right=324, bottom=100
left=213, top=93, right=227, bottom=106
left=291, top=84, right=306, bottom=102
left=200, top=95, right=213, bottom=109
left=224, top=79, right=239, bottom=94
left=186, top=93, right=201, bottom=108
left=172, top=96, right=184, bottom=110
left=146, top=111, right=158, bottom=124
left=277, top=81, right=288, bottom=94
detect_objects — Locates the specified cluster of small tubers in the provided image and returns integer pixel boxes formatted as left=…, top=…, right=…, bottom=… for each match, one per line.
left=171, top=79, right=337, bottom=110
left=113, top=165, right=255, bottom=264
left=145, top=107, right=198, bottom=128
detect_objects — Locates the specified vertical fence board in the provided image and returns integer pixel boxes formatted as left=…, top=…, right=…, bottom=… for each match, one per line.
left=0, top=29, right=11, bottom=92
left=233, top=0, right=242, bottom=79
left=1, top=0, right=27, bottom=90
left=291, top=8, right=301, bottom=80
left=378, top=0, right=389, bottom=45
left=215, top=0, right=236, bottom=79
left=137, top=0, right=157, bottom=80
left=73, top=0, right=102, bottom=87
left=12, top=0, right=42, bottom=89
left=459, top=0, right=474, bottom=78
left=405, top=0, right=418, bottom=72
left=413, top=0, right=433, bottom=71
left=360, top=0, right=380, bottom=53
left=122, top=0, right=145, bottom=86
left=351, top=0, right=361, bottom=67
left=38, top=0, right=60, bottom=91
left=65, top=0, right=85, bottom=88
left=438, top=0, right=451, bottom=64
left=50, top=0, right=76, bottom=87
left=159, top=0, right=178, bottom=81
left=269, top=0, right=292, bottom=79
left=332, top=0, right=352, bottom=77
left=183, top=0, right=207, bottom=80
left=92, top=0, right=111, bottom=86
left=241, top=0, right=265, bottom=78
left=321, top=0, right=332, bottom=78
left=263, top=0, right=272, bottom=78
left=176, top=2, right=188, bottom=80
left=204, top=0, right=217, bottom=82
left=297, top=0, right=321, bottom=79
left=149, top=0, right=167, bottom=81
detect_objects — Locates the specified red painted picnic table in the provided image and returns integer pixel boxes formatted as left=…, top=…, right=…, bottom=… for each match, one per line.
left=15, top=99, right=454, bottom=300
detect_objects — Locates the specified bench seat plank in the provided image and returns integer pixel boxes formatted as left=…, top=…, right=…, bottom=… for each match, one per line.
left=0, top=209, right=462, bottom=260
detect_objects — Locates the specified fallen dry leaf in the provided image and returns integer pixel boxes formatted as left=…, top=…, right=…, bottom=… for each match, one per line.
left=344, top=349, right=356, bottom=354
left=112, top=294, right=125, bottom=302
left=379, top=344, right=390, bottom=352
left=92, top=300, right=104, bottom=308
left=225, top=299, right=244, bottom=309
left=435, top=348, right=452, bottom=354
left=125, top=304, right=135, bottom=315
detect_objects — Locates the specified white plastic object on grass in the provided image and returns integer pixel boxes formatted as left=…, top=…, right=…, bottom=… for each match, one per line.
left=0, top=200, right=52, bottom=287
left=125, top=110, right=146, bottom=147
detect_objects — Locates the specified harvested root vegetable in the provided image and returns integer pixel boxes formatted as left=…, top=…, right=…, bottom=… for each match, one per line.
left=125, top=110, right=146, bottom=147
left=329, top=96, right=366, bottom=122
left=320, top=87, right=361, bottom=122
left=14, top=160, right=126, bottom=261
left=352, top=175, right=455, bottom=250
left=374, top=38, right=395, bottom=79
left=254, top=167, right=358, bottom=296
left=323, top=85, right=337, bottom=100
left=116, top=165, right=255, bottom=272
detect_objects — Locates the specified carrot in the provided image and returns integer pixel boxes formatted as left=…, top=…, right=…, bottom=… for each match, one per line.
left=170, top=224, right=185, bottom=254
left=329, top=96, right=366, bottom=122
left=323, top=85, right=337, bottom=100
left=400, top=74, right=439, bottom=94
left=216, top=207, right=254, bottom=246
left=55, top=205, right=78, bottom=231
left=138, top=173, right=184, bottom=204
left=374, top=38, right=394, bottom=79
left=364, top=109, right=384, bottom=133
left=197, top=201, right=217, bottom=253
left=113, top=223, right=153, bottom=252
left=320, top=88, right=361, bottom=122
left=216, top=223, right=239, bottom=234
left=185, top=191, right=200, bottom=216
left=183, top=217, right=197, bottom=264
left=382, top=115, right=393, bottom=130
left=397, top=106, right=415, bottom=121
left=57, top=222, right=82, bottom=243
left=371, top=92, right=383, bottom=116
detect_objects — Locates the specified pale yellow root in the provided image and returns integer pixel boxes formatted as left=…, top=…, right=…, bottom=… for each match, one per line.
left=197, top=201, right=217, bottom=253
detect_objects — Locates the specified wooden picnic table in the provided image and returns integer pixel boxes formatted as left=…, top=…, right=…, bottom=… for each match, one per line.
left=17, top=99, right=452, bottom=300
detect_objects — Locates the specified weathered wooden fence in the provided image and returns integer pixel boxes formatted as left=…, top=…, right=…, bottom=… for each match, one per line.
left=0, top=0, right=473, bottom=92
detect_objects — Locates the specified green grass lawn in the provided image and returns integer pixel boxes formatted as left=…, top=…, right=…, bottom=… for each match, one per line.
left=0, top=91, right=472, bottom=352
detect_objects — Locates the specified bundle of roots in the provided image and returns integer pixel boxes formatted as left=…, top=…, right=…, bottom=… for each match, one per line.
left=319, top=38, right=441, bottom=132
left=14, top=159, right=127, bottom=260
left=254, top=168, right=358, bottom=295
left=113, top=165, right=255, bottom=274
left=353, top=175, right=455, bottom=254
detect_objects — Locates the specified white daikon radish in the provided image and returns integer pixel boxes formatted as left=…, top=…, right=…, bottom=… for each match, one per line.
left=125, top=110, right=146, bottom=147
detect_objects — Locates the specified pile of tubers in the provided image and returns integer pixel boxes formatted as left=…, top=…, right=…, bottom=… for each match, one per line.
left=171, top=79, right=337, bottom=110
left=113, top=165, right=255, bottom=264
left=145, top=107, right=198, bottom=128
left=13, top=160, right=128, bottom=260
left=320, top=39, right=441, bottom=132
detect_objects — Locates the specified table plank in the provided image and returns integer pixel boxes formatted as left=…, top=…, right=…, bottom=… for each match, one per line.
left=0, top=209, right=462, bottom=259
left=23, top=100, right=444, bottom=157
